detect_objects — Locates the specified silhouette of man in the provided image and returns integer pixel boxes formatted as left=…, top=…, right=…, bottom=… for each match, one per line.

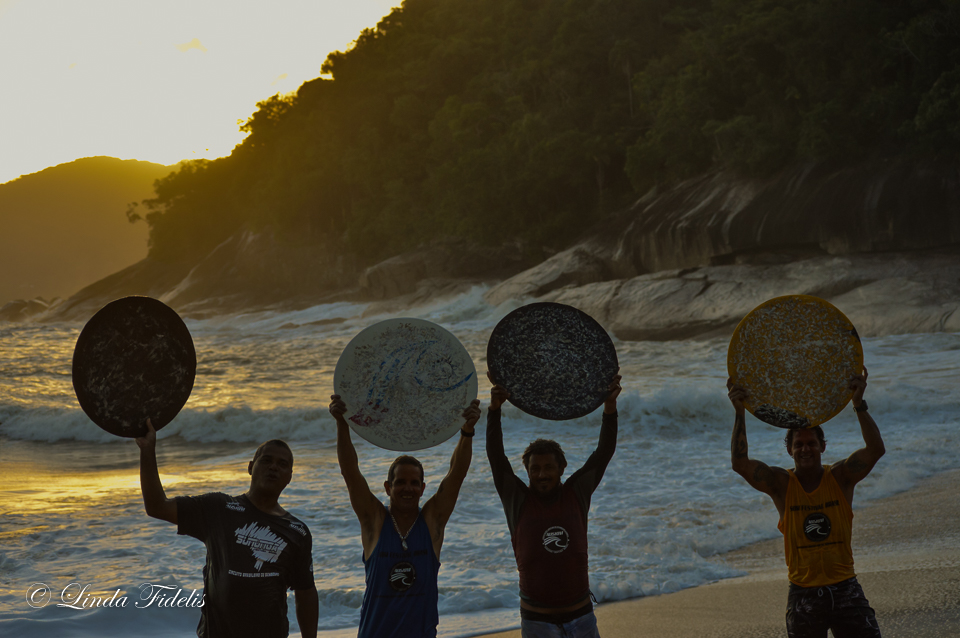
left=486, top=374, right=621, bottom=638
left=329, top=394, right=481, bottom=638
left=137, top=420, right=318, bottom=638
left=728, top=368, right=884, bottom=638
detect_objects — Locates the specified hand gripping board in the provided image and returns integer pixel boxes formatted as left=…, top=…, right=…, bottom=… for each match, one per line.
left=727, top=295, right=863, bottom=429
left=73, top=296, right=196, bottom=437
left=487, top=302, right=619, bottom=421
left=334, top=318, right=478, bottom=451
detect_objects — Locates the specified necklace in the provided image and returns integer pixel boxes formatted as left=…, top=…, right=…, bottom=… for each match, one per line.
left=389, top=510, right=417, bottom=551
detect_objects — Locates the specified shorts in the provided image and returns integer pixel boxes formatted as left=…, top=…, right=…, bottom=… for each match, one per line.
left=520, top=609, right=600, bottom=638
left=786, top=576, right=881, bottom=638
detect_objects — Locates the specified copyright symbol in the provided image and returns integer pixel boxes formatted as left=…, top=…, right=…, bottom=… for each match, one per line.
left=26, top=583, right=52, bottom=608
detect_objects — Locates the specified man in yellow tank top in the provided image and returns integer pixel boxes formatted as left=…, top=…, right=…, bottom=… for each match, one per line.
left=727, top=368, right=885, bottom=638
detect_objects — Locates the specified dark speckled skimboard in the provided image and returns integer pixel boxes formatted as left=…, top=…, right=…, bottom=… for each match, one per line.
left=72, top=296, right=196, bottom=438
left=727, top=295, right=863, bottom=429
left=487, top=302, right=619, bottom=421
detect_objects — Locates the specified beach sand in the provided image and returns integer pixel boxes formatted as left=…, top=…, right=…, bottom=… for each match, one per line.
left=481, top=469, right=960, bottom=638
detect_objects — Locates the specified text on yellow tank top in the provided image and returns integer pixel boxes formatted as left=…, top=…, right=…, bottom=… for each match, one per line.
left=777, top=467, right=856, bottom=587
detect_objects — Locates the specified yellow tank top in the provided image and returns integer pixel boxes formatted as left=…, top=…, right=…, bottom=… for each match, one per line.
left=778, top=467, right=856, bottom=587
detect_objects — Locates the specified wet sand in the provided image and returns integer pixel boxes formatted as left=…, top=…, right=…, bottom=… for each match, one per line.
left=480, top=469, right=960, bottom=638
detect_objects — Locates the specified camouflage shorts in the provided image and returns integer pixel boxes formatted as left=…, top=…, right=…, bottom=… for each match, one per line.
left=786, top=577, right=881, bottom=638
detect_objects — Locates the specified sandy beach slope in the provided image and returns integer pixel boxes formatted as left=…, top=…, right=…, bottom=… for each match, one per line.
left=481, top=468, right=960, bottom=638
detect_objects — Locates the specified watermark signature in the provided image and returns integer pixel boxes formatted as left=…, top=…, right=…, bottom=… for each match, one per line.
left=25, top=582, right=204, bottom=610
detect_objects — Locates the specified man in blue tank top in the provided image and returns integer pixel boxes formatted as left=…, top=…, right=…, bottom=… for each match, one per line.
left=329, top=394, right=481, bottom=638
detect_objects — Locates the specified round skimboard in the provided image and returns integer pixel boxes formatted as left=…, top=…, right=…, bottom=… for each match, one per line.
left=334, top=318, right=478, bottom=452
left=727, top=295, right=863, bottom=429
left=487, top=302, right=619, bottom=421
left=72, top=296, right=196, bottom=438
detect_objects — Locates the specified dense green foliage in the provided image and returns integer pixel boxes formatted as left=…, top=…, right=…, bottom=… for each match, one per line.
left=140, top=0, right=960, bottom=265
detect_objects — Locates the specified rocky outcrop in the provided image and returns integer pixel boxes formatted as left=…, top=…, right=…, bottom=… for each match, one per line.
left=482, top=241, right=615, bottom=305
left=21, top=155, right=960, bottom=340
left=488, top=156, right=960, bottom=309
left=481, top=156, right=960, bottom=339
left=43, top=230, right=361, bottom=321
left=358, top=237, right=535, bottom=299
left=614, top=156, right=960, bottom=274
left=0, top=297, right=62, bottom=322
left=536, top=250, right=960, bottom=340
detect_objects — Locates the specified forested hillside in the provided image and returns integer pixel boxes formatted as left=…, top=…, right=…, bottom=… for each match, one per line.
left=0, top=157, right=173, bottom=305
left=136, top=0, right=960, bottom=268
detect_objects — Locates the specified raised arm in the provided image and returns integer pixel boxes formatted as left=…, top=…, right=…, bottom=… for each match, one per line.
left=485, top=383, right=519, bottom=494
left=422, top=399, right=481, bottom=556
left=566, top=375, right=621, bottom=496
left=329, top=395, right=384, bottom=556
left=832, top=367, right=885, bottom=498
left=135, top=419, right=178, bottom=524
left=728, top=380, right=789, bottom=511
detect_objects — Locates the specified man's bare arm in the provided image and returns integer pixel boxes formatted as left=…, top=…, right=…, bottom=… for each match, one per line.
left=294, top=587, right=319, bottom=638
left=135, top=419, right=178, bottom=524
left=834, top=368, right=885, bottom=490
left=423, top=400, right=481, bottom=556
left=728, top=381, right=789, bottom=499
left=330, top=395, right=383, bottom=553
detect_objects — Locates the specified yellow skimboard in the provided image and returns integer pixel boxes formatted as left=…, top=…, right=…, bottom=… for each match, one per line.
left=727, top=295, right=863, bottom=429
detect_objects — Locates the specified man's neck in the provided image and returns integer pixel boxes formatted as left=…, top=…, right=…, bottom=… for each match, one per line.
left=388, top=505, right=420, bottom=531
left=244, top=489, right=285, bottom=516
left=532, top=483, right=563, bottom=502
left=794, top=465, right=825, bottom=493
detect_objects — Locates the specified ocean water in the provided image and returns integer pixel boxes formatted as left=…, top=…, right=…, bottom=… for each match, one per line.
left=1, top=286, right=958, bottom=637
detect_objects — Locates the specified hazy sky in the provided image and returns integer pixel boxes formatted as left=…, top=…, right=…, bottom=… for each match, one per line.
left=0, top=0, right=398, bottom=185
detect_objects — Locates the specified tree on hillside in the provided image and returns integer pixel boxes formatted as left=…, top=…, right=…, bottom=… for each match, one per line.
left=137, top=0, right=960, bottom=269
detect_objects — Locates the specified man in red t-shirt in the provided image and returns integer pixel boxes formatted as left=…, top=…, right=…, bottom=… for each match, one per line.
left=486, top=374, right=621, bottom=637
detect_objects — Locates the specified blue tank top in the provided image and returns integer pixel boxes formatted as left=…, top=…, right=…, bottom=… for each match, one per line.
left=358, top=507, right=440, bottom=638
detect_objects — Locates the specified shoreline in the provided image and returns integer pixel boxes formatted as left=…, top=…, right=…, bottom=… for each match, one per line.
left=479, top=468, right=960, bottom=638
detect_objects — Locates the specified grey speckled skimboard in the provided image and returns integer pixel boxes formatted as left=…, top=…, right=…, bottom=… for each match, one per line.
left=487, top=302, right=619, bottom=421
left=727, top=295, right=863, bottom=429
left=334, top=318, right=478, bottom=451
left=72, top=296, right=196, bottom=438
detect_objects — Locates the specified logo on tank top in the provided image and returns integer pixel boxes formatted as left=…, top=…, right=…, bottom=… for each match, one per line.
left=389, top=561, right=416, bottom=592
left=542, top=526, right=570, bottom=553
left=803, top=512, right=832, bottom=542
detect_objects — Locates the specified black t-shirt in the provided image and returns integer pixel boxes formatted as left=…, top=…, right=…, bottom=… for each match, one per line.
left=177, top=493, right=314, bottom=638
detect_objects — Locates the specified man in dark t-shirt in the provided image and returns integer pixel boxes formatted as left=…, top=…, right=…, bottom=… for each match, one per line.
left=136, top=420, right=318, bottom=638
left=486, top=373, right=621, bottom=638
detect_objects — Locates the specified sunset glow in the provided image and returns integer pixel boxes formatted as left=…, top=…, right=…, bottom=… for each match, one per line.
left=0, top=0, right=398, bottom=185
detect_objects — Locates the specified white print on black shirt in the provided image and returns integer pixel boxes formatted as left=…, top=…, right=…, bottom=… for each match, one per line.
left=542, top=526, right=570, bottom=553
left=234, top=522, right=288, bottom=571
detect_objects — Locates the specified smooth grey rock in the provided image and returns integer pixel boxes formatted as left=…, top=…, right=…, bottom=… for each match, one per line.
left=0, top=297, right=59, bottom=322
left=360, top=237, right=533, bottom=300
left=539, top=252, right=960, bottom=340
left=484, top=241, right=615, bottom=307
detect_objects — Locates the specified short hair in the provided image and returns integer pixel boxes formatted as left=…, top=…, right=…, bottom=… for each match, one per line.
left=252, top=439, right=293, bottom=465
left=388, top=455, right=424, bottom=484
left=522, top=439, right=567, bottom=471
left=784, top=426, right=826, bottom=453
